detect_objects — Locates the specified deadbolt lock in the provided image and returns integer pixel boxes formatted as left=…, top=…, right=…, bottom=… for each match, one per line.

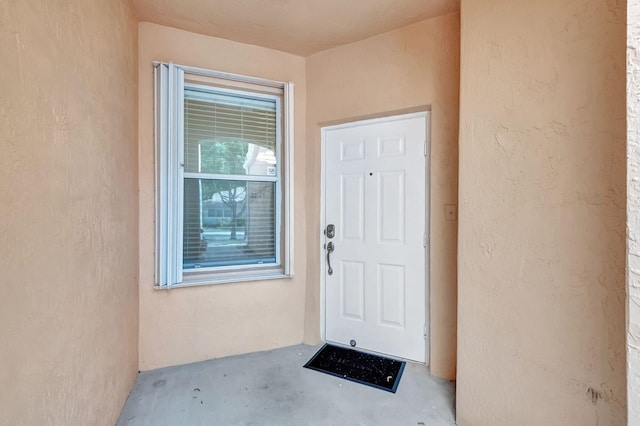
left=325, top=224, right=335, bottom=239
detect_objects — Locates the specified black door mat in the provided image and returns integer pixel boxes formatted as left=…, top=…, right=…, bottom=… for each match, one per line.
left=303, top=344, right=406, bottom=393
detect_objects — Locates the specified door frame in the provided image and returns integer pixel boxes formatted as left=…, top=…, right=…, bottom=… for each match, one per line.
left=319, top=111, right=431, bottom=365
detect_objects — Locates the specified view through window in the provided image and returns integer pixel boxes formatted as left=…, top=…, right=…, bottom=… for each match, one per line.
left=183, top=87, right=280, bottom=270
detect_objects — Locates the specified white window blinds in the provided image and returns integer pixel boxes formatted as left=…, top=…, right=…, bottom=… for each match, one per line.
left=183, top=87, right=280, bottom=270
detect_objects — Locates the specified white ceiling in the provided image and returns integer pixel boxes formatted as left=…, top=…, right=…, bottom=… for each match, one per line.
left=131, top=0, right=460, bottom=56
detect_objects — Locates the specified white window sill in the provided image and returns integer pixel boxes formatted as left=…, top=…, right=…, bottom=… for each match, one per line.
left=154, top=272, right=292, bottom=290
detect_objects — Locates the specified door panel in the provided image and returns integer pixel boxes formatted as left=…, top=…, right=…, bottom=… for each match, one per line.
left=324, top=113, right=428, bottom=363
left=341, top=261, right=365, bottom=321
left=378, top=264, right=406, bottom=328
left=341, top=174, right=364, bottom=241
left=378, top=171, right=405, bottom=244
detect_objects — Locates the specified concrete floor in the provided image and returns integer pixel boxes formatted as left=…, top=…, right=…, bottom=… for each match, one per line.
left=117, top=345, right=456, bottom=426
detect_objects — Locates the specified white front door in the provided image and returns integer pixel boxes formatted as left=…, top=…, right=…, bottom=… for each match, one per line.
left=323, top=113, right=428, bottom=363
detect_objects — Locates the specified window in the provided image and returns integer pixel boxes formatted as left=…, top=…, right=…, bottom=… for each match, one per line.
left=154, top=63, right=294, bottom=287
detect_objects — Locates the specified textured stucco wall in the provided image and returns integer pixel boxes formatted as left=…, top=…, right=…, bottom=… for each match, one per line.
left=458, top=0, right=627, bottom=425
left=0, top=1, right=139, bottom=425
left=304, top=14, right=460, bottom=379
left=628, top=1, right=640, bottom=424
left=138, top=23, right=307, bottom=370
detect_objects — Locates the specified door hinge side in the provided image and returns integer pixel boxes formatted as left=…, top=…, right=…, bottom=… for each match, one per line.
left=423, top=233, right=427, bottom=248
left=424, top=141, right=427, bottom=156
left=423, top=323, right=428, bottom=339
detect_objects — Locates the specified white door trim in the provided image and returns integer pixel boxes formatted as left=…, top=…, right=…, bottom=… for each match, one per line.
left=319, top=111, right=431, bottom=365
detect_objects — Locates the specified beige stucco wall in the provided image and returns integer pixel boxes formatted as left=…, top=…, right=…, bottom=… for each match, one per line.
left=138, top=23, right=307, bottom=370
left=628, top=1, right=640, bottom=424
left=0, top=1, right=139, bottom=425
left=458, top=0, right=627, bottom=425
left=304, top=14, right=460, bottom=379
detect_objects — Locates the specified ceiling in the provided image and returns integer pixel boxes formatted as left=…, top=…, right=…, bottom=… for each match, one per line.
left=131, top=0, right=460, bottom=56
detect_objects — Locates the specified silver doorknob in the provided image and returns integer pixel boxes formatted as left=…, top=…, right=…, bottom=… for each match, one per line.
left=326, top=241, right=334, bottom=275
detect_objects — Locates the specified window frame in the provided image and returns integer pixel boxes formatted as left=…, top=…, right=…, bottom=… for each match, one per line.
left=154, top=62, right=295, bottom=288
